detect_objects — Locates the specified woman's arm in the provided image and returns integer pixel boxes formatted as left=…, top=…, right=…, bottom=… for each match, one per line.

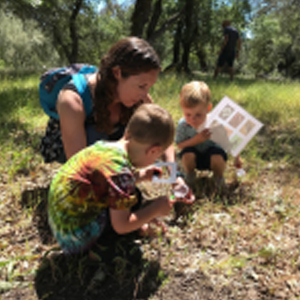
left=56, top=89, right=87, bottom=159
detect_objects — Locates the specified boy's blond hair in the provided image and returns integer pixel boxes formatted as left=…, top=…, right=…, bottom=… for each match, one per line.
left=126, top=103, right=175, bottom=150
left=180, top=81, right=211, bottom=108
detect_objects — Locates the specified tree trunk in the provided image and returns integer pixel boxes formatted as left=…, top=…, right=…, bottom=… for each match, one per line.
left=180, top=0, right=195, bottom=73
left=163, top=20, right=182, bottom=72
left=181, top=41, right=192, bottom=73
left=196, top=48, right=208, bottom=72
left=146, top=0, right=162, bottom=40
left=69, top=0, right=83, bottom=63
left=130, top=0, right=153, bottom=37
left=173, top=21, right=182, bottom=66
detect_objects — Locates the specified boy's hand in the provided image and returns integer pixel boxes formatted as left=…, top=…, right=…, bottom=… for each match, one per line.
left=154, top=195, right=176, bottom=217
left=176, top=189, right=195, bottom=204
left=197, top=128, right=211, bottom=143
left=173, top=176, right=195, bottom=204
left=234, top=155, right=243, bottom=168
left=137, top=166, right=162, bottom=182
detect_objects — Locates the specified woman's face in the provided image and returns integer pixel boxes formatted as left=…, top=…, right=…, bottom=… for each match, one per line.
left=114, top=68, right=159, bottom=107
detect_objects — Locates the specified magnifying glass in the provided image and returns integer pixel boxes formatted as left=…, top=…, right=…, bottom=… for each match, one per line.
left=152, top=162, right=177, bottom=184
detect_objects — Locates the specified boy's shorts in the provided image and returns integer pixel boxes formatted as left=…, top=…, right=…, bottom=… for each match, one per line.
left=179, top=146, right=228, bottom=170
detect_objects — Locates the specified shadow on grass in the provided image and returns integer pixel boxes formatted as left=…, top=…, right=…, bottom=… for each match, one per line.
left=34, top=231, right=164, bottom=300
left=21, top=186, right=164, bottom=300
left=0, top=86, right=40, bottom=120
left=21, top=186, right=55, bottom=245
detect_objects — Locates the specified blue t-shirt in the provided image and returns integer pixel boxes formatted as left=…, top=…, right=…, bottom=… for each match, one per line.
left=175, top=117, right=222, bottom=153
left=223, top=26, right=239, bottom=53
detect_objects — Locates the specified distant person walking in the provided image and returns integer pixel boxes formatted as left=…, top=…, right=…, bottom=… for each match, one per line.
left=213, top=20, right=241, bottom=81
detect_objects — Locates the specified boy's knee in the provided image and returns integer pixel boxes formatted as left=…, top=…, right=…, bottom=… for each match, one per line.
left=182, top=152, right=196, bottom=164
left=210, top=154, right=226, bottom=168
left=181, top=152, right=196, bottom=171
left=210, top=154, right=227, bottom=178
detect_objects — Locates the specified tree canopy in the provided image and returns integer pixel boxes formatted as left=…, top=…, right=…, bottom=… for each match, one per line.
left=0, top=0, right=299, bottom=78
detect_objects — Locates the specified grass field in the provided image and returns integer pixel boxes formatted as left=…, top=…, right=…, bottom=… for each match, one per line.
left=1, top=72, right=300, bottom=300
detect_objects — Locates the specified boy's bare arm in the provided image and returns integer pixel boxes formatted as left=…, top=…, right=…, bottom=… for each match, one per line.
left=134, top=166, right=162, bottom=183
left=176, top=129, right=211, bottom=150
left=109, top=196, right=175, bottom=235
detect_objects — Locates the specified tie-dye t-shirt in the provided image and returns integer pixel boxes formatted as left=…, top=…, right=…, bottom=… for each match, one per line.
left=48, top=140, right=138, bottom=254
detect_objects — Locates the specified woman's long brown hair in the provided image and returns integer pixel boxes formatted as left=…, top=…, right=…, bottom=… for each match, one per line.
left=93, top=37, right=161, bottom=133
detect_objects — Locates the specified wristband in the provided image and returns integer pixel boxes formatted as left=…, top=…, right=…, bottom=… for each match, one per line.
left=176, top=171, right=184, bottom=178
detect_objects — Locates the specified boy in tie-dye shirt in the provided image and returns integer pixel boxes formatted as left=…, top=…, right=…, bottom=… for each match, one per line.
left=48, top=104, right=193, bottom=254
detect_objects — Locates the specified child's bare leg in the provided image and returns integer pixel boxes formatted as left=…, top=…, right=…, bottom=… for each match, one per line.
left=210, top=154, right=226, bottom=178
left=181, top=152, right=197, bottom=186
left=210, top=154, right=227, bottom=193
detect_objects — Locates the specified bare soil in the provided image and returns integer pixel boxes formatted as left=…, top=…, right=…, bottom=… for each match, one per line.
left=1, top=161, right=300, bottom=300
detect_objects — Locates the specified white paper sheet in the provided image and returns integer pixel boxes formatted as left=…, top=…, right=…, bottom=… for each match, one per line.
left=206, top=96, right=263, bottom=157
left=209, top=124, right=232, bottom=152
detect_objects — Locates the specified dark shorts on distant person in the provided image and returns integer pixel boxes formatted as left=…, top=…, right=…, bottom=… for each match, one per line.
left=217, top=51, right=236, bottom=68
left=179, top=146, right=228, bottom=171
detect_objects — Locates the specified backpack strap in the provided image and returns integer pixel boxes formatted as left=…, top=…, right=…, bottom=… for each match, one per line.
left=39, top=64, right=97, bottom=120
left=71, top=73, right=93, bottom=117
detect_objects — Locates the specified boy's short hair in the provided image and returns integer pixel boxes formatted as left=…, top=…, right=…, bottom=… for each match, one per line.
left=180, top=81, right=211, bottom=108
left=126, top=103, right=175, bottom=149
left=222, top=20, right=231, bottom=28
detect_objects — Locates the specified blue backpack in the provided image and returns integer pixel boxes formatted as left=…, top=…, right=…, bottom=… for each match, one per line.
left=39, top=63, right=98, bottom=120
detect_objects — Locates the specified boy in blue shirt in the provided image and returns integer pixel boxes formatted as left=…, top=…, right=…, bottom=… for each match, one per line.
left=175, top=81, right=242, bottom=191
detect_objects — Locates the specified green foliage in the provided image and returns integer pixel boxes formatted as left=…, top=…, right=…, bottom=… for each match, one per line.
left=247, top=15, right=280, bottom=75
left=0, top=9, right=60, bottom=69
left=0, top=72, right=45, bottom=178
left=1, top=72, right=300, bottom=299
left=1, top=0, right=300, bottom=78
left=249, top=0, right=300, bottom=78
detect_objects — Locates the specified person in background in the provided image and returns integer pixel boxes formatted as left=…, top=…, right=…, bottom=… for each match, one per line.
left=175, top=81, right=242, bottom=191
left=213, top=20, right=241, bottom=81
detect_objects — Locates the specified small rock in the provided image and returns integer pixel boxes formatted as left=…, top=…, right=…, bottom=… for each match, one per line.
left=243, top=266, right=259, bottom=281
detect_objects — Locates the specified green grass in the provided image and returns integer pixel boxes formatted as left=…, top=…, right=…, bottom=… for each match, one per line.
left=153, top=73, right=300, bottom=128
left=1, top=71, right=300, bottom=299
left=0, top=73, right=47, bottom=180
left=1, top=71, right=300, bottom=171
